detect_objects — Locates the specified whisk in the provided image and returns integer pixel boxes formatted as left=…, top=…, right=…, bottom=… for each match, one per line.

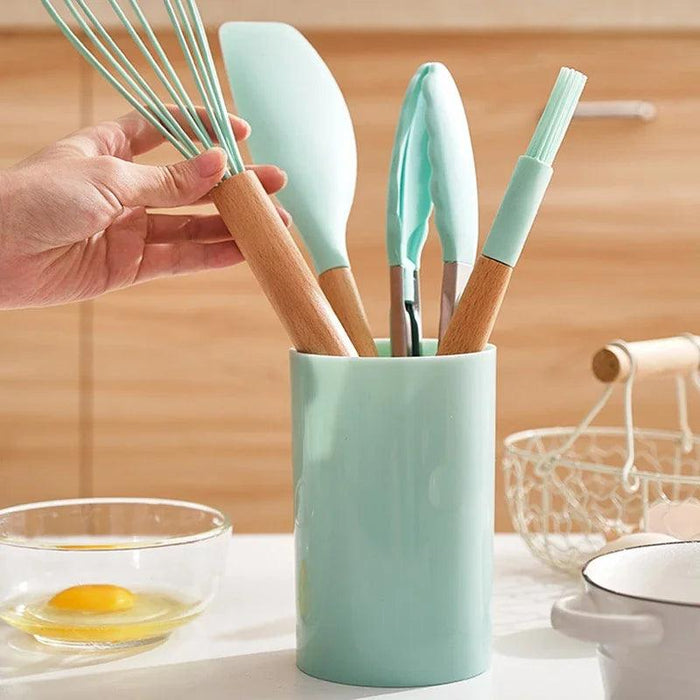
left=41, top=0, right=357, bottom=358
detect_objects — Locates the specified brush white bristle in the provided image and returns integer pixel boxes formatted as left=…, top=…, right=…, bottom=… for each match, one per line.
left=526, top=67, right=587, bottom=166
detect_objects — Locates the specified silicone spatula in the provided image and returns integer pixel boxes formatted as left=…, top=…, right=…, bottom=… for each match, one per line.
left=219, top=22, right=376, bottom=356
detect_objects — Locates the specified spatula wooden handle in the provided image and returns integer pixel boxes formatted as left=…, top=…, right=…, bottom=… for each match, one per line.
left=318, top=266, right=377, bottom=357
left=437, top=255, right=512, bottom=355
left=592, top=336, right=700, bottom=383
left=212, top=171, right=357, bottom=357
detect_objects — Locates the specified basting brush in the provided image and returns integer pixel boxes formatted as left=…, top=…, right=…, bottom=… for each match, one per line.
left=438, top=67, right=587, bottom=355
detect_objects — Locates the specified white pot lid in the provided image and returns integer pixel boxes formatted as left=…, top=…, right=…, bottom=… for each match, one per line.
left=584, top=541, right=700, bottom=607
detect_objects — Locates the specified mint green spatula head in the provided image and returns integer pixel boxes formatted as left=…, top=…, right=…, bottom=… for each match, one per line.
left=219, top=22, right=356, bottom=274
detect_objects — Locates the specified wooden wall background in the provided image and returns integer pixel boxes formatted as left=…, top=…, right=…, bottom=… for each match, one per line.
left=0, top=31, right=698, bottom=531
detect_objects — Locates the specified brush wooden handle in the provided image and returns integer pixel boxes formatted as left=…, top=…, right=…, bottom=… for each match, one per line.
left=592, top=336, right=700, bottom=383
left=212, top=172, right=357, bottom=357
left=318, top=266, right=377, bottom=357
left=437, top=255, right=512, bottom=355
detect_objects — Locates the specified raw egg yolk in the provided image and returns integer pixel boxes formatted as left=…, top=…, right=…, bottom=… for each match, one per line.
left=48, top=584, right=135, bottom=613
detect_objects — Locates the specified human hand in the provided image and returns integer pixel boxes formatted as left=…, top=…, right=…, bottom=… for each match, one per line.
left=0, top=108, right=288, bottom=309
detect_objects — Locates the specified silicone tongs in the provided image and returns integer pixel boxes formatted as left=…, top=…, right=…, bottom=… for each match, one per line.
left=386, top=63, right=478, bottom=356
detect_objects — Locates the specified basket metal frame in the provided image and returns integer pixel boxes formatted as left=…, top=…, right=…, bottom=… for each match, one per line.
left=503, top=336, right=700, bottom=573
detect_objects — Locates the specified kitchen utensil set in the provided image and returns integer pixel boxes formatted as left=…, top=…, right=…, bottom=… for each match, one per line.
left=41, top=5, right=585, bottom=359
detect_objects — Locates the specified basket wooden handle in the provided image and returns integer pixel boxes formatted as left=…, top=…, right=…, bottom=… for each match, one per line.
left=592, top=335, right=700, bottom=383
left=212, top=171, right=357, bottom=357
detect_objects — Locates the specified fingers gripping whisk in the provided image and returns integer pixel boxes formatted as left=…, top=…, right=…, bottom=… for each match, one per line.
left=41, top=0, right=245, bottom=176
left=42, top=0, right=359, bottom=357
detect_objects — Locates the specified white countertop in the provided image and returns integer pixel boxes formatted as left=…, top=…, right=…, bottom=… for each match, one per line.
left=0, top=534, right=603, bottom=699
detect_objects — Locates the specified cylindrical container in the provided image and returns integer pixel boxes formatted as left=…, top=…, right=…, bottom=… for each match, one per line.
left=291, top=339, right=496, bottom=687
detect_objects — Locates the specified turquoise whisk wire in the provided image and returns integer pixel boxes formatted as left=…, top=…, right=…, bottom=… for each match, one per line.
left=119, top=0, right=215, bottom=151
left=40, top=0, right=245, bottom=178
left=41, top=0, right=190, bottom=158
left=68, top=0, right=200, bottom=158
left=183, top=0, right=241, bottom=168
left=164, top=0, right=238, bottom=169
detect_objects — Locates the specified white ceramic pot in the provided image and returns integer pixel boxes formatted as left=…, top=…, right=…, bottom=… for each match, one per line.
left=552, top=541, right=700, bottom=700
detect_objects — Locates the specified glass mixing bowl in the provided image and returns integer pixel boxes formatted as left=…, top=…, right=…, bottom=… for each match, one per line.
left=0, top=498, right=231, bottom=650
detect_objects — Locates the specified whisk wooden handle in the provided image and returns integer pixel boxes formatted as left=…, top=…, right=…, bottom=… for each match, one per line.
left=212, top=172, right=357, bottom=357
left=437, top=255, right=512, bottom=355
left=592, top=336, right=700, bottom=383
left=318, top=267, right=377, bottom=357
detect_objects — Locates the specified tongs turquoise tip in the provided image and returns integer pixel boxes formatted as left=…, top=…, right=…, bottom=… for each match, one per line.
left=387, top=62, right=478, bottom=356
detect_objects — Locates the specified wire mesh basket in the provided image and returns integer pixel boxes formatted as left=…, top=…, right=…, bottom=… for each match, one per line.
left=503, top=335, right=700, bottom=573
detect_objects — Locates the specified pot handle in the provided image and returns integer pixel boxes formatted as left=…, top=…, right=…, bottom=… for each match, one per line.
left=551, top=593, right=663, bottom=646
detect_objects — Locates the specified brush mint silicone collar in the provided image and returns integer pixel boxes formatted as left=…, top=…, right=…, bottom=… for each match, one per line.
left=481, top=155, right=553, bottom=267
left=480, top=67, right=586, bottom=268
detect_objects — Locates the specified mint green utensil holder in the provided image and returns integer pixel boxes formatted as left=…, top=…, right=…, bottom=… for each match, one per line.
left=291, top=339, right=496, bottom=687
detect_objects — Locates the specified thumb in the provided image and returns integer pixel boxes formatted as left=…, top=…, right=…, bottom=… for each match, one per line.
left=108, top=148, right=228, bottom=209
